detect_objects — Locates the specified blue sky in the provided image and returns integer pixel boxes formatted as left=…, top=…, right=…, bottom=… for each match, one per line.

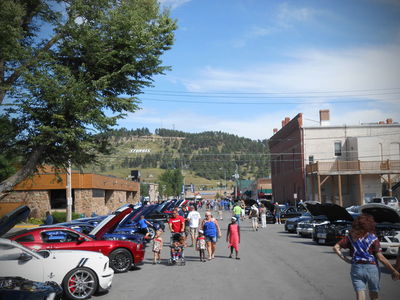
left=118, top=0, right=400, bottom=140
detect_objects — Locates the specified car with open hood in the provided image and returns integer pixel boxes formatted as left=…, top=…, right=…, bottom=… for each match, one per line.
left=361, top=203, right=400, bottom=256
left=310, top=203, right=355, bottom=245
left=0, top=206, right=114, bottom=300
left=6, top=205, right=144, bottom=273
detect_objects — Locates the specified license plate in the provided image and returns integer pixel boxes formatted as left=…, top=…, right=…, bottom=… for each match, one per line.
left=288, top=224, right=294, bottom=229
left=317, top=233, right=327, bottom=238
left=318, top=239, right=326, bottom=244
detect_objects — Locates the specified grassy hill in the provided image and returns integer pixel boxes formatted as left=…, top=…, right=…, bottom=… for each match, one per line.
left=82, top=128, right=270, bottom=187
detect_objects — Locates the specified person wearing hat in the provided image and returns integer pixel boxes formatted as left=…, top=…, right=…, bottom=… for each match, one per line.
left=226, top=216, right=240, bottom=259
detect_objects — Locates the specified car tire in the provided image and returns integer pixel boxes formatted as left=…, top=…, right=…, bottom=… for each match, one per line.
left=62, top=267, right=98, bottom=300
left=109, top=248, right=133, bottom=273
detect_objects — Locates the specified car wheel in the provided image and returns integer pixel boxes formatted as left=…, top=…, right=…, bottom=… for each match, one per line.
left=147, top=227, right=156, bottom=239
left=62, top=267, right=98, bottom=300
left=109, top=248, right=133, bottom=273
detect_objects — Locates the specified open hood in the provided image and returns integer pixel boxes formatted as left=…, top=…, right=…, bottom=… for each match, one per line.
left=361, top=203, right=400, bottom=224
left=305, top=202, right=353, bottom=222
left=0, top=206, right=30, bottom=237
left=89, top=204, right=133, bottom=239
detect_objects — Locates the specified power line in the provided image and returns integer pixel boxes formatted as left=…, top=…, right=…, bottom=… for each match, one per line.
left=146, top=87, right=400, bottom=95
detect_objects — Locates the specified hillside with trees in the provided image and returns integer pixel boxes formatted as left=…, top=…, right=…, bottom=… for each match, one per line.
left=86, top=128, right=270, bottom=183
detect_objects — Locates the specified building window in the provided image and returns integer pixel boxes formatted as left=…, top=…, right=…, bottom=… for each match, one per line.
left=92, top=189, right=105, bottom=198
left=334, top=141, right=342, bottom=156
left=309, top=155, right=314, bottom=164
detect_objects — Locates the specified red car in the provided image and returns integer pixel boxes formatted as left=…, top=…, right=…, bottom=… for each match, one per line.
left=7, top=205, right=144, bottom=273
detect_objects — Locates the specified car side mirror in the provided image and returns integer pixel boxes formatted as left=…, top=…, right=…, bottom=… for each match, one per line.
left=19, top=252, right=33, bottom=262
left=77, top=237, right=85, bottom=244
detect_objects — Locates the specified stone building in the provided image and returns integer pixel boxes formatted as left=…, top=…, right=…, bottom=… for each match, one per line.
left=269, top=110, right=400, bottom=207
left=2, top=166, right=140, bottom=218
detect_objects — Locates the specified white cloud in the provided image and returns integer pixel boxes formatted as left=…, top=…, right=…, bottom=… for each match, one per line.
left=183, top=44, right=400, bottom=100
left=276, top=2, right=316, bottom=28
left=158, top=0, right=191, bottom=10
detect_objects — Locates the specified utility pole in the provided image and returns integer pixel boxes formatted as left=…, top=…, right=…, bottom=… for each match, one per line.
left=233, top=164, right=239, bottom=199
left=66, top=161, right=72, bottom=222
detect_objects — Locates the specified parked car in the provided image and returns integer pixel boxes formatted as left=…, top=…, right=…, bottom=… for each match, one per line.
left=0, top=276, right=62, bottom=300
left=0, top=206, right=114, bottom=300
left=369, top=196, right=399, bottom=211
left=284, top=212, right=312, bottom=233
left=312, top=204, right=355, bottom=245
left=297, top=216, right=329, bottom=237
left=361, top=203, right=400, bottom=256
left=7, top=205, right=144, bottom=273
left=280, top=207, right=303, bottom=223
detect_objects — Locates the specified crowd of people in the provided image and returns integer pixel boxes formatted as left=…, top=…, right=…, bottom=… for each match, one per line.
left=149, top=198, right=400, bottom=300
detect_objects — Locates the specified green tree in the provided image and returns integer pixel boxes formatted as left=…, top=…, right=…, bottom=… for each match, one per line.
left=140, top=182, right=150, bottom=197
left=0, top=0, right=176, bottom=195
left=158, top=169, right=183, bottom=197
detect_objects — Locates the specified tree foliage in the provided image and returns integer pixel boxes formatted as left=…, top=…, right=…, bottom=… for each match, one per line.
left=158, top=169, right=183, bottom=197
left=0, top=0, right=176, bottom=194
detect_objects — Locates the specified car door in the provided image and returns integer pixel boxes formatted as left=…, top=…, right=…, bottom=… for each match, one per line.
left=0, top=242, right=44, bottom=282
left=39, top=229, right=83, bottom=251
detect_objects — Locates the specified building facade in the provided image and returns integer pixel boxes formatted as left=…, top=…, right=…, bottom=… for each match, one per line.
left=2, top=167, right=140, bottom=218
left=269, top=111, right=400, bottom=206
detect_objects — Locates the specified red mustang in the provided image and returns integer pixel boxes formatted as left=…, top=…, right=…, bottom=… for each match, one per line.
left=7, top=206, right=144, bottom=273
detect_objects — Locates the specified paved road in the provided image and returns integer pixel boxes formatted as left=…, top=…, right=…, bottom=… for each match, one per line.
left=97, top=210, right=399, bottom=300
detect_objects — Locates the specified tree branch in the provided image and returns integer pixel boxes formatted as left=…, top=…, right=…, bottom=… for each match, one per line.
left=0, top=146, right=45, bottom=197
left=0, top=34, right=61, bottom=104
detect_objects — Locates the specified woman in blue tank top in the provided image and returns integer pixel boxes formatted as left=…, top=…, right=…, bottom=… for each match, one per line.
left=201, top=211, right=222, bottom=260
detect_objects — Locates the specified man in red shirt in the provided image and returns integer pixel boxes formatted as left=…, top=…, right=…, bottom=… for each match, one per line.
left=168, top=209, right=185, bottom=233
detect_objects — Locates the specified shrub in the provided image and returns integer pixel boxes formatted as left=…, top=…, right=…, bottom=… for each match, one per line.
left=52, top=211, right=82, bottom=223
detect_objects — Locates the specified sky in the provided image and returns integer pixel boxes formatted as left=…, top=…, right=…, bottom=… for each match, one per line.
left=116, top=0, right=400, bottom=140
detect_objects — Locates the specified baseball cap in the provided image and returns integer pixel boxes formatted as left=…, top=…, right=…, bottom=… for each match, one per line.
left=231, top=216, right=237, bottom=221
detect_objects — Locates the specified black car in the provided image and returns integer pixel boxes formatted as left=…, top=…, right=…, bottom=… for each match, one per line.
left=284, top=212, right=312, bottom=233
left=280, top=207, right=304, bottom=223
left=308, top=202, right=354, bottom=245
left=0, top=276, right=62, bottom=300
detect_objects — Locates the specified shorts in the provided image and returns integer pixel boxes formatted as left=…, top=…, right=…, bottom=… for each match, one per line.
left=205, top=235, right=217, bottom=243
left=190, top=227, right=199, bottom=236
left=350, top=264, right=380, bottom=292
left=275, top=212, right=281, bottom=218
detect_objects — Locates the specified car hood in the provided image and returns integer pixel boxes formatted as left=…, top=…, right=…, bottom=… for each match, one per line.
left=89, top=205, right=133, bottom=239
left=305, top=202, right=353, bottom=222
left=0, top=206, right=30, bottom=237
left=360, top=203, right=400, bottom=224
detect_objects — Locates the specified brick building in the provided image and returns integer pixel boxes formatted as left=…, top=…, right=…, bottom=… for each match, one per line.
left=2, top=166, right=140, bottom=218
left=269, top=111, right=400, bottom=206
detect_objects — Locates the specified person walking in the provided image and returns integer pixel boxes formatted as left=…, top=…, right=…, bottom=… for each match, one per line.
left=152, top=230, right=163, bottom=264
left=187, top=206, right=201, bottom=247
left=227, top=216, right=240, bottom=259
left=333, top=214, right=400, bottom=300
left=201, top=211, right=222, bottom=260
left=274, top=202, right=282, bottom=224
left=249, top=204, right=259, bottom=231
left=196, top=230, right=207, bottom=262
left=232, top=202, right=242, bottom=225
left=259, top=204, right=267, bottom=228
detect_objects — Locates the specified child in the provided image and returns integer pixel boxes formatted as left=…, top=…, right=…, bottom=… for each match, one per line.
left=196, top=230, right=207, bottom=262
left=226, top=216, right=240, bottom=259
left=152, top=230, right=163, bottom=264
left=170, top=234, right=185, bottom=263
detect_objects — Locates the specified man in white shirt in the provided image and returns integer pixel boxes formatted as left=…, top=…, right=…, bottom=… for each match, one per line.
left=187, top=206, right=201, bottom=247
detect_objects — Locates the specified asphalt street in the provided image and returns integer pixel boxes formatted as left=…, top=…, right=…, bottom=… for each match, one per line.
left=97, top=210, right=399, bottom=300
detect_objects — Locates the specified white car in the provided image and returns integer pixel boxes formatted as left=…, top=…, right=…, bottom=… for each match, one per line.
left=361, top=203, right=400, bottom=256
left=0, top=238, right=113, bottom=299
left=0, top=206, right=114, bottom=300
